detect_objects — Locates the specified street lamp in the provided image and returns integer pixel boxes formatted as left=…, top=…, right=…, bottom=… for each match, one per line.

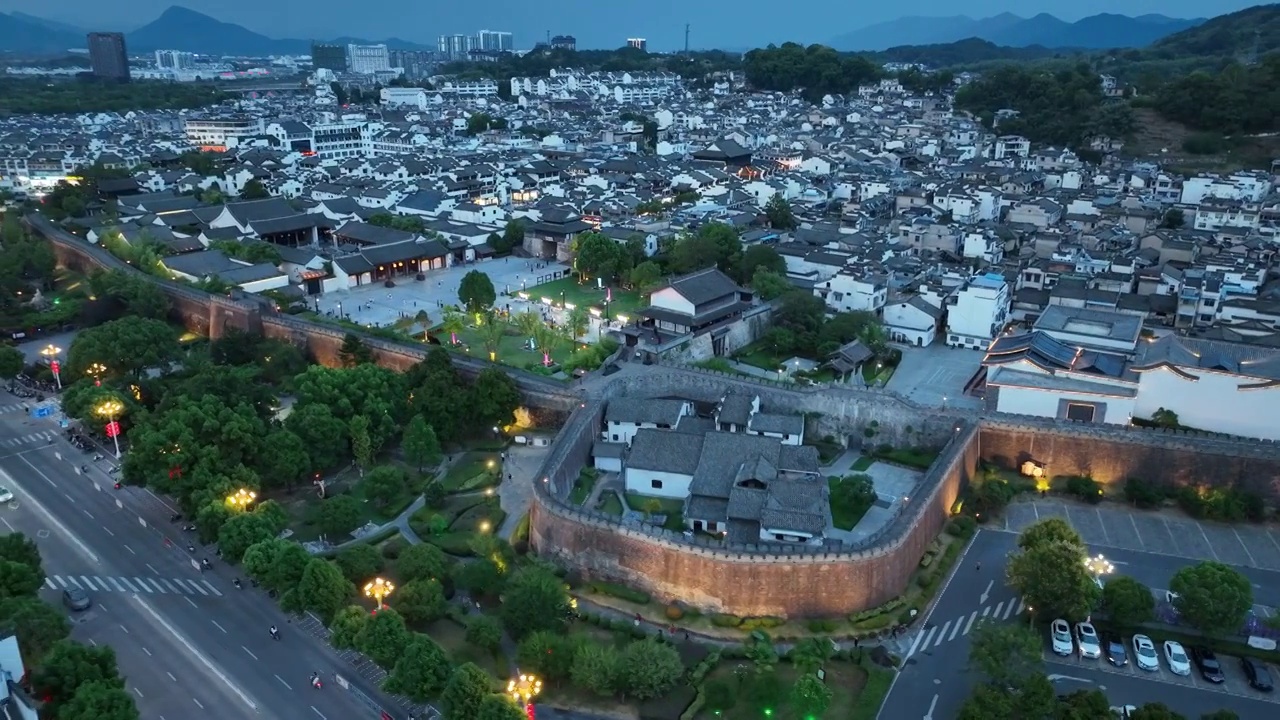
left=1084, top=554, right=1114, bottom=585
left=226, top=488, right=257, bottom=511
left=41, top=344, right=62, bottom=389
left=507, top=672, right=542, bottom=719
left=96, top=398, right=125, bottom=458
left=364, top=577, right=394, bottom=611
left=86, top=362, right=107, bottom=386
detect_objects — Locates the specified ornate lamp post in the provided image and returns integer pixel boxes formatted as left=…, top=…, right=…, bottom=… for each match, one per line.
left=364, top=577, right=394, bottom=611
left=1084, top=554, right=1114, bottom=586
left=86, top=362, right=107, bottom=386
left=226, top=488, right=257, bottom=511
left=507, top=672, right=542, bottom=720
left=96, top=398, right=125, bottom=458
left=41, top=344, right=62, bottom=389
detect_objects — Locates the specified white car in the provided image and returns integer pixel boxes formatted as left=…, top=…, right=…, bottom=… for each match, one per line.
left=1133, top=634, right=1160, bottom=671
left=0, top=487, right=12, bottom=503
left=1163, top=640, right=1191, bottom=676
left=1050, top=618, right=1074, bottom=656
left=1075, top=621, right=1101, bottom=659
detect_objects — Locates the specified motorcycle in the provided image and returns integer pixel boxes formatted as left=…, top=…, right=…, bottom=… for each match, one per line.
left=310, top=674, right=322, bottom=690
left=233, top=578, right=242, bottom=589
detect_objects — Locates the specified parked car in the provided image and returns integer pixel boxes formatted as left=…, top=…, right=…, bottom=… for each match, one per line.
left=0, top=487, right=12, bottom=503
left=1190, top=647, right=1225, bottom=683
left=62, top=588, right=91, bottom=611
left=1163, top=641, right=1191, bottom=676
left=1075, top=621, right=1101, bottom=659
left=1133, top=634, right=1159, bottom=671
left=1241, top=657, right=1274, bottom=692
left=1104, top=634, right=1127, bottom=667
left=1050, top=619, right=1074, bottom=656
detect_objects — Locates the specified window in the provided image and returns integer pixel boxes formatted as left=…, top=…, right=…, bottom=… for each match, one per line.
left=1065, top=403, right=1096, bottom=422
left=650, top=479, right=663, bottom=490
left=611, top=434, right=619, bottom=441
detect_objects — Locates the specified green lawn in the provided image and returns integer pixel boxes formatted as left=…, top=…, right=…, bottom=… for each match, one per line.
left=829, top=476, right=877, bottom=531
left=440, top=452, right=503, bottom=493
left=596, top=492, right=623, bottom=516
left=624, top=493, right=685, bottom=531
left=423, top=617, right=508, bottom=678
left=448, top=324, right=566, bottom=370
left=516, top=276, right=644, bottom=320
left=569, top=468, right=599, bottom=506
left=280, top=464, right=424, bottom=541
left=408, top=494, right=505, bottom=556
left=851, top=455, right=876, bottom=472
left=872, top=447, right=940, bottom=470
left=696, top=660, right=866, bottom=720
left=733, top=341, right=787, bottom=372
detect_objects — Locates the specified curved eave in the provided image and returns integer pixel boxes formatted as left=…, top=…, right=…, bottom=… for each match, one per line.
left=1130, top=362, right=1199, bottom=381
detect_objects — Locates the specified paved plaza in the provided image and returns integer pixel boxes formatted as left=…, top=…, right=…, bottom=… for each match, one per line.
left=885, top=342, right=984, bottom=409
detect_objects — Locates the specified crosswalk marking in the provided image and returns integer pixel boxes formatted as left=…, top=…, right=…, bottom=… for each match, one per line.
left=44, top=574, right=219, bottom=598
left=0, top=430, right=57, bottom=448
left=934, top=620, right=952, bottom=647
left=963, top=611, right=978, bottom=635
left=904, top=595, right=1029, bottom=660
left=1002, top=601, right=1017, bottom=621
left=982, top=606, right=991, bottom=617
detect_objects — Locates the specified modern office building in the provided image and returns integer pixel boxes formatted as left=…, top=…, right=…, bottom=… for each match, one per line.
left=627, top=38, right=648, bottom=51
left=346, top=44, right=390, bottom=74
left=154, top=50, right=195, bottom=70
left=311, top=42, right=348, bottom=72
left=477, top=30, right=513, bottom=52
left=551, top=35, right=577, bottom=50
left=388, top=49, right=433, bottom=80
left=87, top=32, right=129, bottom=81
left=437, top=34, right=473, bottom=60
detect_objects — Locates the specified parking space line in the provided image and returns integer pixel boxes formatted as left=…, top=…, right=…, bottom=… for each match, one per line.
left=1234, top=528, right=1258, bottom=566
left=1129, top=515, right=1146, bottom=551
left=963, top=611, right=978, bottom=636
left=1267, top=529, right=1280, bottom=558
left=1196, top=523, right=1220, bottom=561
left=934, top=621, right=952, bottom=647
left=1095, top=507, right=1110, bottom=545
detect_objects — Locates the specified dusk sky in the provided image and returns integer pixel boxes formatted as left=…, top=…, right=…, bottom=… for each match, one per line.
left=9, top=0, right=1264, bottom=50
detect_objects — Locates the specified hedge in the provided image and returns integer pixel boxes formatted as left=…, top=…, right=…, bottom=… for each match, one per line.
left=850, top=597, right=906, bottom=623
left=740, top=616, right=786, bottom=631
left=586, top=581, right=651, bottom=605
left=710, top=613, right=742, bottom=628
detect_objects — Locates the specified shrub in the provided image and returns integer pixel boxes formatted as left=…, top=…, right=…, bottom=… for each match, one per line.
left=380, top=538, right=406, bottom=559
left=1064, top=475, right=1104, bottom=504
left=947, top=516, right=977, bottom=538
left=1123, top=477, right=1166, bottom=509
left=710, top=614, right=742, bottom=628
left=739, top=616, right=786, bottom=631
left=665, top=605, right=684, bottom=621
left=967, top=479, right=1015, bottom=521
left=807, top=619, right=840, bottom=633
left=586, top=581, right=651, bottom=605
left=850, top=597, right=905, bottom=623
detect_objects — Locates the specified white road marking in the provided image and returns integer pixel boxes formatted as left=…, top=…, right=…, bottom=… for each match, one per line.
left=8, top=461, right=99, bottom=563
left=242, top=646, right=258, bottom=660
left=119, top=624, right=129, bottom=634
left=146, top=563, right=160, bottom=575
left=108, top=577, right=125, bottom=592
left=1003, top=600, right=1017, bottom=621
left=993, top=601, right=1005, bottom=618
left=124, top=544, right=135, bottom=555
left=120, top=578, right=140, bottom=592
left=103, top=527, right=114, bottom=537
left=82, top=509, right=93, bottom=519
left=160, top=579, right=178, bottom=593
left=962, top=611, right=978, bottom=636
left=185, top=596, right=197, bottom=608
left=131, top=594, right=258, bottom=711
left=948, top=619, right=963, bottom=641
left=133, top=688, right=143, bottom=698
left=924, top=693, right=938, bottom=720
left=311, top=706, right=327, bottom=720
left=202, top=580, right=222, bottom=597
left=63, top=492, right=75, bottom=503
left=982, top=606, right=991, bottom=617
left=142, top=647, right=152, bottom=656
left=167, top=672, right=177, bottom=682
left=211, top=620, right=227, bottom=634
left=276, top=675, right=293, bottom=690
left=193, top=698, right=203, bottom=709
left=44, top=578, right=55, bottom=589
left=933, top=620, right=951, bottom=647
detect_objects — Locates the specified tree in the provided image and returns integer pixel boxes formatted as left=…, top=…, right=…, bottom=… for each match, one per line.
left=0, top=345, right=22, bottom=379
left=216, top=511, right=276, bottom=563
left=476, top=310, right=508, bottom=362
left=1197, top=711, right=1239, bottom=720
left=1007, top=540, right=1099, bottom=621
left=292, top=558, right=352, bottom=621
left=258, top=428, right=311, bottom=490
left=335, top=544, right=384, bottom=584
left=457, top=556, right=506, bottom=598
left=313, top=495, right=363, bottom=538
left=1159, top=208, right=1186, bottom=229
left=499, top=220, right=525, bottom=254
left=356, top=606, right=411, bottom=669
left=790, top=674, right=833, bottom=719
left=0, top=596, right=71, bottom=666
left=764, top=193, right=797, bottom=230
left=1018, top=518, right=1084, bottom=552
left=31, top=640, right=122, bottom=712
left=441, top=309, right=466, bottom=346
left=240, top=179, right=269, bottom=199
left=242, top=538, right=311, bottom=595
left=471, top=367, right=521, bottom=431
left=1170, top=561, right=1253, bottom=636
left=1100, top=576, right=1156, bottom=627
left=628, top=260, right=663, bottom=294
left=616, top=639, right=684, bottom=700
left=362, top=465, right=407, bottom=508
left=58, top=680, right=139, bottom=720
left=0, top=533, right=43, bottom=577
left=394, top=578, right=447, bottom=626
left=788, top=636, right=834, bottom=674
left=573, top=232, right=629, bottom=282
left=500, top=566, right=570, bottom=639
left=442, top=662, right=494, bottom=719
left=477, top=695, right=526, bottom=720
left=1151, top=407, right=1179, bottom=428
left=402, top=416, right=442, bottom=472
left=571, top=643, right=620, bottom=697
left=285, top=403, right=350, bottom=472
left=458, top=270, right=497, bottom=312
left=465, top=615, right=503, bottom=651
left=1130, top=704, right=1188, bottom=720
left=0, top=560, right=41, bottom=600
left=968, top=620, right=1044, bottom=689
left=385, top=633, right=453, bottom=701
left=737, top=244, right=786, bottom=284
left=566, top=305, right=590, bottom=343
left=66, top=316, right=180, bottom=379
left=396, top=543, right=449, bottom=583
left=669, top=222, right=740, bottom=274
left=329, top=605, right=370, bottom=650
left=1053, top=688, right=1112, bottom=720
left=751, top=268, right=791, bottom=300
left=338, top=333, right=374, bottom=367
left=516, top=630, right=578, bottom=683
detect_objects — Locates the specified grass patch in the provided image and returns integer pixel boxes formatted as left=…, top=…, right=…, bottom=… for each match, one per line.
left=697, top=659, right=865, bottom=720
left=851, top=652, right=894, bottom=720
left=408, top=494, right=487, bottom=537
left=279, top=464, right=425, bottom=541
left=806, top=439, right=844, bottom=464
left=515, top=276, right=645, bottom=319
left=447, top=322, right=573, bottom=371
left=570, top=468, right=600, bottom=506
left=829, top=474, right=877, bottom=531
left=870, top=446, right=939, bottom=470
left=624, top=493, right=685, bottom=531
left=850, top=455, right=876, bottom=471
left=597, top=492, right=624, bottom=517
left=423, top=617, right=507, bottom=678
left=733, top=341, right=787, bottom=372
left=411, top=496, right=506, bottom=556
left=440, top=452, right=502, bottom=493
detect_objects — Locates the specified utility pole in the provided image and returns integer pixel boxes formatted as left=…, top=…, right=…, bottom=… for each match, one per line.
left=684, top=24, right=691, bottom=54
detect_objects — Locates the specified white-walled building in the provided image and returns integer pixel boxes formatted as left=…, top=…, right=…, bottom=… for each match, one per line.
left=347, top=44, right=390, bottom=74
left=818, top=270, right=886, bottom=314
left=883, top=297, right=942, bottom=347
left=946, top=273, right=1010, bottom=349
left=604, top=398, right=694, bottom=447
left=380, top=87, right=430, bottom=109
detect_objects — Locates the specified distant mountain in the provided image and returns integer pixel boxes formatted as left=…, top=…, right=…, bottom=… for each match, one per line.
left=830, top=12, right=1205, bottom=51
left=876, top=38, right=1079, bottom=67
left=1148, top=4, right=1280, bottom=58
left=0, top=13, right=83, bottom=53
left=0, top=5, right=432, bottom=56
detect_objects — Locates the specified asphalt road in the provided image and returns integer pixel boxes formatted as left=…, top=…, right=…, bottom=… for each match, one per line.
left=0, top=394, right=414, bottom=720
left=878, top=528, right=1280, bottom=720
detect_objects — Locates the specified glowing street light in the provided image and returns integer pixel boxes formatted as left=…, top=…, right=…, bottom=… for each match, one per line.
left=86, top=362, right=108, bottom=386
left=507, top=672, right=542, bottom=719
left=41, top=344, right=62, bottom=389
left=96, top=398, right=125, bottom=458
left=364, top=577, right=394, bottom=611
left=226, top=488, right=257, bottom=511
left=1084, top=554, right=1114, bottom=585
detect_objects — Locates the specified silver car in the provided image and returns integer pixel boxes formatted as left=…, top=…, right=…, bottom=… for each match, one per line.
left=1133, top=634, right=1159, bottom=672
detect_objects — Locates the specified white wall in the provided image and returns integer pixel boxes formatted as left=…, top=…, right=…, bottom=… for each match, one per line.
left=650, top=287, right=695, bottom=316
left=1134, top=366, right=1280, bottom=440
left=995, top=384, right=1135, bottom=424
left=623, top=469, right=692, bottom=500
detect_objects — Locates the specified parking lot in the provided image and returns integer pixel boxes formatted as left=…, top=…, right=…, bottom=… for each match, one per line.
left=885, top=342, right=983, bottom=408
left=1043, top=636, right=1280, bottom=706
left=1004, top=497, right=1280, bottom=572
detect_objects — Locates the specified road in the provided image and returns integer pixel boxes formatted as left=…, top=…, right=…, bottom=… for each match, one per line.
left=878, top=528, right=1280, bottom=720
left=0, top=393, right=414, bottom=720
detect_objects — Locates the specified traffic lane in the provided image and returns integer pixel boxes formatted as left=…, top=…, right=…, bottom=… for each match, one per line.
left=1082, top=543, right=1280, bottom=611
left=929, top=529, right=1019, bottom=620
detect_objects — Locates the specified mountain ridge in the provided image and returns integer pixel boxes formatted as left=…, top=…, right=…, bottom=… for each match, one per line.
left=830, top=12, right=1206, bottom=51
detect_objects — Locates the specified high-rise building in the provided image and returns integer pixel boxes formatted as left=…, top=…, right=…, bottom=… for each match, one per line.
left=311, top=42, right=348, bottom=72
left=346, top=44, right=390, bottom=74
left=551, top=35, right=576, bottom=51
left=437, top=34, right=474, bottom=60
left=477, top=30, right=513, bottom=52
left=627, top=38, right=648, bottom=51
left=154, top=50, right=195, bottom=70
left=87, top=32, right=129, bottom=81
left=388, top=49, right=433, bottom=80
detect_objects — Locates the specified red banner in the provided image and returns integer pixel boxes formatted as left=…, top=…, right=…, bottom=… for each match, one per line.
left=50, top=360, right=60, bottom=374
left=105, top=421, right=121, bottom=438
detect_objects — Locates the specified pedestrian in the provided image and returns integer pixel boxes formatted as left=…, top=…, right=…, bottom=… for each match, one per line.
left=976, top=561, right=982, bottom=571
left=854, top=637, right=860, bottom=648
